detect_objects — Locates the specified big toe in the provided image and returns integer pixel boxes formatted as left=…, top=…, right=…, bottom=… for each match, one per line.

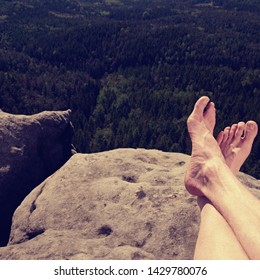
left=188, top=96, right=210, bottom=125
left=243, top=121, right=258, bottom=144
left=238, top=121, right=258, bottom=152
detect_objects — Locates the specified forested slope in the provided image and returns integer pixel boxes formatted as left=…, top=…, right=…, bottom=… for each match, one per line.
left=0, top=0, right=259, bottom=177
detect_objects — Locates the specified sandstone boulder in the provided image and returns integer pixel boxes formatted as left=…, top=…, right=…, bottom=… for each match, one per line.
left=0, top=149, right=259, bottom=259
left=0, top=109, right=74, bottom=246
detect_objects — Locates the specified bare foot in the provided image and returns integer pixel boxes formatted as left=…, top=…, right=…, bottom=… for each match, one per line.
left=184, top=96, right=226, bottom=196
left=217, top=121, right=258, bottom=175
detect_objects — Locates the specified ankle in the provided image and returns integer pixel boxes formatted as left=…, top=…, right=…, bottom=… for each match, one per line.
left=200, top=157, right=226, bottom=182
left=202, top=164, right=243, bottom=202
left=197, top=159, right=234, bottom=195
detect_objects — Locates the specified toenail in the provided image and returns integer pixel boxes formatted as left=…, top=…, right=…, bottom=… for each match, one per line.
left=248, top=123, right=255, bottom=130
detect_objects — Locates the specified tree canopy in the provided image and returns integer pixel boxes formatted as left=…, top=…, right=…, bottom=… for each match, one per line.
left=0, top=0, right=259, bottom=177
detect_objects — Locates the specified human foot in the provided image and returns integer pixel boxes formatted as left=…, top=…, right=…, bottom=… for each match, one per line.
left=217, top=121, right=258, bottom=175
left=184, top=96, right=226, bottom=196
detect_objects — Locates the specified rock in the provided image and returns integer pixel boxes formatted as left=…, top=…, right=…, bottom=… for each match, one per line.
left=0, top=110, right=74, bottom=246
left=0, top=229, right=156, bottom=260
left=0, top=148, right=259, bottom=259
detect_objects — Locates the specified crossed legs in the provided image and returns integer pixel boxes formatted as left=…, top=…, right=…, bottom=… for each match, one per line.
left=185, top=96, right=260, bottom=260
left=194, top=196, right=249, bottom=259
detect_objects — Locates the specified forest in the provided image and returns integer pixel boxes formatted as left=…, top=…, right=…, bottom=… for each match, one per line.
left=0, top=0, right=259, bottom=178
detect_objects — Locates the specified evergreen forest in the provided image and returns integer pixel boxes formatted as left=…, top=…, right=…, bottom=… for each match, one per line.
left=0, top=0, right=259, bottom=178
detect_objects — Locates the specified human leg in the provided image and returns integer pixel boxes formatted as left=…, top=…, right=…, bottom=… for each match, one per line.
left=187, top=97, right=249, bottom=259
left=194, top=116, right=258, bottom=259
left=194, top=196, right=249, bottom=260
left=185, top=96, right=260, bottom=260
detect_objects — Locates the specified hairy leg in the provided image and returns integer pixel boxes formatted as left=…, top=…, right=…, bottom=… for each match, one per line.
left=186, top=96, right=260, bottom=259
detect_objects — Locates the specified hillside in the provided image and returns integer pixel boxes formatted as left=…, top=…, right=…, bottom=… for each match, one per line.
left=0, top=0, right=259, bottom=177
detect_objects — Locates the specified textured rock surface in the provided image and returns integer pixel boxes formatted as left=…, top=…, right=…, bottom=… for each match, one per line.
left=0, top=109, right=74, bottom=246
left=0, top=148, right=259, bottom=260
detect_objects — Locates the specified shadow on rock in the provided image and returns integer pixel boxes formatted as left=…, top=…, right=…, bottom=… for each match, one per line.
left=0, top=109, right=74, bottom=246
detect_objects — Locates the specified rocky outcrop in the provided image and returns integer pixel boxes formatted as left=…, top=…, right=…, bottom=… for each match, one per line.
left=0, top=149, right=259, bottom=259
left=0, top=109, right=74, bottom=246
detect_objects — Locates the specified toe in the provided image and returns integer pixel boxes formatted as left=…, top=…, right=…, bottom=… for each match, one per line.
left=187, top=96, right=210, bottom=131
left=222, top=127, right=230, bottom=143
left=227, top=124, right=237, bottom=144
left=204, top=101, right=215, bottom=116
left=217, top=131, right=224, bottom=145
left=232, top=122, right=245, bottom=146
left=204, top=102, right=216, bottom=133
left=242, top=121, right=258, bottom=144
left=192, top=96, right=210, bottom=120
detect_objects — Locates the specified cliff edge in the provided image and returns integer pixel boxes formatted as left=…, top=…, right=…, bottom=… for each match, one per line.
left=0, top=148, right=259, bottom=260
